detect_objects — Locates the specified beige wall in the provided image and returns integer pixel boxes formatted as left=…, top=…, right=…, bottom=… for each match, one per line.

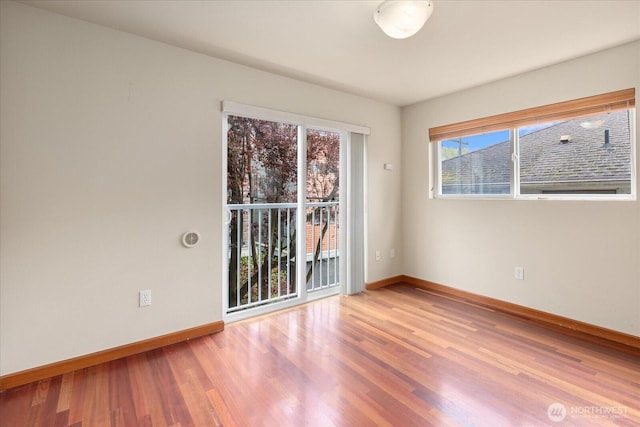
left=402, top=41, right=640, bottom=337
left=3, top=0, right=637, bottom=377
left=0, top=1, right=402, bottom=375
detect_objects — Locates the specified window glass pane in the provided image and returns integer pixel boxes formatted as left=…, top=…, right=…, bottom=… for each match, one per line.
left=519, top=110, right=632, bottom=195
left=227, top=115, right=298, bottom=204
left=305, top=129, right=340, bottom=292
left=440, top=130, right=511, bottom=195
left=306, top=129, right=340, bottom=203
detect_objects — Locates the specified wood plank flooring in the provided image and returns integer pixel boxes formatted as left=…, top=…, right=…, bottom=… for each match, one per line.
left=1, top=283, right=639, bottom=426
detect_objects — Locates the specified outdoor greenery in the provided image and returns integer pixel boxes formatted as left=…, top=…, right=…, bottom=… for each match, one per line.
left=227, top=115, right=339, bottom=309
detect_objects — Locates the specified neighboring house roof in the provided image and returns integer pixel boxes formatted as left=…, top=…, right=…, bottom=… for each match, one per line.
left=442, top=110, right=631, bottom=192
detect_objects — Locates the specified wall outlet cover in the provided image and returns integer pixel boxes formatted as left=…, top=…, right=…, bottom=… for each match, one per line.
left=139, top=289, right=152, bottom=307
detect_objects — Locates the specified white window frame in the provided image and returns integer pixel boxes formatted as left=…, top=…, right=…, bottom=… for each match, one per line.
left=435, top=129, right=517, bottom=199
left=432, top=104, right=636, bottom=202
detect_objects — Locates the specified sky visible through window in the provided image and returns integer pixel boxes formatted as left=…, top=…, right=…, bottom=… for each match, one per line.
left=441, top=122, right=559, bottom=157
left=441, top=129, right=508, bottom=159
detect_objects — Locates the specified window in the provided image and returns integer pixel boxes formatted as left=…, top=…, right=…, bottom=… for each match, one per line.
left=430, top=89, right=636, bottom=199
left=439, top=129, right=512, bottom=195
left=519, top=111, right=633, bottom=195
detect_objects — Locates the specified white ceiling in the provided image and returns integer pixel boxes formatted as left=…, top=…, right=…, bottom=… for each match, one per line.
left=21, top=0, right=640, bottom=106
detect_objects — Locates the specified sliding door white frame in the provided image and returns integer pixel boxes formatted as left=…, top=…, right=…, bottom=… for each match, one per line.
left=221, top=101, right=368, bottom=322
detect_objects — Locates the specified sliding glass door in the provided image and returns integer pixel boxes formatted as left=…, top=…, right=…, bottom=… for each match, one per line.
left=224, top=115, right=343, bottom=320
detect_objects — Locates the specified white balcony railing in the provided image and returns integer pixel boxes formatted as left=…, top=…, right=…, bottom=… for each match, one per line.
left=305, top=201, right=340, bottom=293
left=227, top=201, right=339, bottom=313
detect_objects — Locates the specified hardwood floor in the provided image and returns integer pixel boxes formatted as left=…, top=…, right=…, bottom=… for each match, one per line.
left=1, top=283, right=639, bottom=426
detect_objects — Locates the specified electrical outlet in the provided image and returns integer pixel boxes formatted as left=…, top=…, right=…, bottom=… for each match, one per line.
left=390, top=248, right=396, bottom=259
left=514, top=267, right=524, bottom=280
left=139, top=289, right=152, bottom=307
left=375, top=250, right=381, bottom=261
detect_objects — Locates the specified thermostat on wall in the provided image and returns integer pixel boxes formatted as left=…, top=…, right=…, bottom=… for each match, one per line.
left=182, top=231, right=201, bottom=248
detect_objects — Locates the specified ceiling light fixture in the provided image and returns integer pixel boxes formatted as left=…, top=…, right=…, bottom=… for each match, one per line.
left=374, top=0, right=434, bottom=39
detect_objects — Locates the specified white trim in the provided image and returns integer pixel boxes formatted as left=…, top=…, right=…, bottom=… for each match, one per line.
left=428, top=141, right=436, bottom=199
left=221, top=114, right=230, bottom=318
left=222, top=100, right=371, bottom=135
left=630, top=108, right=637, bottom=198
left=225, top=295, right=304, bottom=323
left=340, top=132, right=349, bottom=296
left=297, top=125, right=307, bottom=302
left=434, top=108, right=637, bottom=201
left=511, top=129, right=519, bottom=198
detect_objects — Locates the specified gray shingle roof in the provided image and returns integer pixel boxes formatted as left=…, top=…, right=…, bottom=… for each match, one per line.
left=441, top=110, right=631, bottom=194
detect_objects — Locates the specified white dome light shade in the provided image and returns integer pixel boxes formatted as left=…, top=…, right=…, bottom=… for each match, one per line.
left=374, top=0, right=434, bottom=39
